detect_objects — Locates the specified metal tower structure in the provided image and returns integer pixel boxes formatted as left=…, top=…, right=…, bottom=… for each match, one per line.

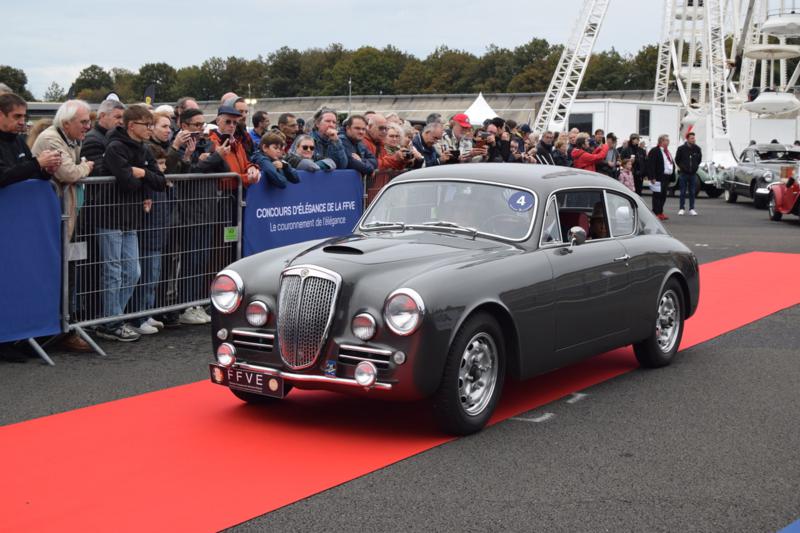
left=532, top=0, right=610, bottom=133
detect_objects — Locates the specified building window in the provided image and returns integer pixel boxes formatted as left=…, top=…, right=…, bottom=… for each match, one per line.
left=568, top=113, right=593, bottom=134
left=638, top=109, right=651, bottom=137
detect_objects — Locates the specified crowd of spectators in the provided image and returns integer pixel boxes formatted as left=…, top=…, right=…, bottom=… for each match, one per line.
left=0, top=87, right=700, bottom=360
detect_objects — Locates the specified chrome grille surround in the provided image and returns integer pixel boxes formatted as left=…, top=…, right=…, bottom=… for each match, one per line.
left=277, top=265, right=342, bottom=369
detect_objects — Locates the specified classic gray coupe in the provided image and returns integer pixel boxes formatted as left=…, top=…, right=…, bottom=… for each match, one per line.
left=208, top=164, right=700, bottom=435
left=722, top=144, right=800, bottom=208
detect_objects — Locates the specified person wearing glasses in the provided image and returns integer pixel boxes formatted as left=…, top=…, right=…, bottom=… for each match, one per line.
left=362, top=113, right=398, bottom=170
left=208, top=105, right=261, bottom=190
left=309, top=108, right=348, bottom=170
left=286, top=135, right=326, bottom=171
left=96, top=105, right=167, bottom=342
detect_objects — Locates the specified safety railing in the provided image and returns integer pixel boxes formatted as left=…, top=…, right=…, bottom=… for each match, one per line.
left=62, top=173, right=242, bottom=355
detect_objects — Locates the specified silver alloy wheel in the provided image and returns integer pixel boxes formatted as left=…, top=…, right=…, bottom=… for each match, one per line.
left=769, top=195, right=776, bottom=217
left=458, top=332, right=499, bottom=416
left=723, top=189, right=731, bottom=201
left=655, top=290, right=680, bottom=353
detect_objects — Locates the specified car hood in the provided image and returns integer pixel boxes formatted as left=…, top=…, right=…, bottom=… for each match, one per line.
left=288, top=231, right=518, bottom=276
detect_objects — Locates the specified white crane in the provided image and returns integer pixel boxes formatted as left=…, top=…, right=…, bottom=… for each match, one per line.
left=532, top=0, right=610, bottom=133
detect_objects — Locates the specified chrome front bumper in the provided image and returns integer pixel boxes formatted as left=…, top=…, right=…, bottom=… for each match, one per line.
left=231, top=361, right=393, bottom=391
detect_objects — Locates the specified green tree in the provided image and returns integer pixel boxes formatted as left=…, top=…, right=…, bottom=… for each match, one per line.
left=43, top=82, right=66, bottom=102
left=324, top=46, right=409, bottom=95
left=581, top=48, right=630, bottom=91
left=423, top=46, right=480, bottom=93
left=507, top=45, right=563, bottom=92
left=265, top=47, right=303, bottom=97
left=475, top=45, right=517, bottom=92
left=0, top=65, right=34, bottom=100
left=70, top=65, right=113, bottom=96
left=394, top=59, right=433, bottom=94
left=297, top=44, right=350, bottom=96
left=627, top=44, right=659, bottom=90
left=135, top=62, right=178, bottom=102
left=110, top=68, right=138, bottom=102
left=174, top=66, right=215, bottom=100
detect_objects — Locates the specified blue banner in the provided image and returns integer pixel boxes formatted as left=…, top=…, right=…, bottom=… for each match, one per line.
left=0, top=179, right=62, bottom=342
left=243, top=169, right=363, bottom=256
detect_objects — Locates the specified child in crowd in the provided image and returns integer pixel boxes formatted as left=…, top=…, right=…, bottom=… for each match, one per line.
left=618, top=158, right=636, bottom=192
left=251, top=133, right=300, bottom=188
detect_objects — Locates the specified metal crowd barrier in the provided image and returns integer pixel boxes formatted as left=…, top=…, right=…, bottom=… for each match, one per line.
left=62, top=173, right=243, bottom=355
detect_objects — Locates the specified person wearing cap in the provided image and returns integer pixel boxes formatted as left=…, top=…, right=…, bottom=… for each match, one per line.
left=208, top=105, right=260, bottom=190
left=620, top=133, right=647, bottom=195
left=442, top=113, right=485, bottom=163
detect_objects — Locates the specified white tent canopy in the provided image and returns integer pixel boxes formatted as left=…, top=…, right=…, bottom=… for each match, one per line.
left=463, top=93, right=498, bottom=125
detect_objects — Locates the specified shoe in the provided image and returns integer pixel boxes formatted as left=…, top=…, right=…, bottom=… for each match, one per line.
left=179, top=307, right=207, bottom=325
left=145, top=317, right=164, bottom=330
left=131, top=322, right=159, bottom=335
left=657, top=213, right=669, bottom=221
left=96, top=324, right=141, bottom=342
left=157, top=312, right=181, bottom=328
left=678, top=209, right=685, bottom=216
left=195, top=307, right=212, bottom=324
left=60, top=332, right=93, bottom=353
left=689, top=209, right=698, bottom=216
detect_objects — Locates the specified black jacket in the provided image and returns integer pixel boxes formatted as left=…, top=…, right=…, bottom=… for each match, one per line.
left=94, top=127, right=166, bottom=230
left=0, top=130, right=48, bottom=188
left=552, top=150, right=571, bottom=167
left=82, top=124, right=110, bottom=176
left=620, top=144, right=647, bottom=179
left=536, top=141, right=556, bottom=165
left=675, top=142, right=702, bottom=175
left=646, top=146, right=676, bottom=182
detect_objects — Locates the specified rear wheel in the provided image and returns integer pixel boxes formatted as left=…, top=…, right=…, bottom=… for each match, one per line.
left=768, top=193, right=783, bottom=221
left=633, top=279, right=684, bottom=368
left=230, top=384, right=293, bottom=405
left=705, top=187, right=723, bottom=199
left=432, top=313, right=505, bottom=435
left=724, top=187, right=738, bottom=203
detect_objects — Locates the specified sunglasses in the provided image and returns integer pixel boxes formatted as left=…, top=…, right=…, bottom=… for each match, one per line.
left=377, top=126, right=388, bottom=132
left=188, top=121, right=205, bottom=127
left=299, top=145, right=314, bottom=151
left=222, top=119, right=238, bottom=125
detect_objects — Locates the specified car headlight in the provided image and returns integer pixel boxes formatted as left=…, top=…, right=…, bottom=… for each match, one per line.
left=763, top=171, right=774, bottom=182
left=210, top=270, right=243, bottom=314
left=384, top=289, right=425, bottom=336
left=216, top=342, right=236, bottom=367
left=352, top=313, right=377, bottom=340
left=246, top=301, right=270, bottom=327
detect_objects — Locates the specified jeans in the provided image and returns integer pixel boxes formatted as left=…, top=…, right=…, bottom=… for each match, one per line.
left=679, top=173, right=697, bottom=210
left=98, top=228, right=140, bottom=328
left=131, top=246, right=162, bottom=325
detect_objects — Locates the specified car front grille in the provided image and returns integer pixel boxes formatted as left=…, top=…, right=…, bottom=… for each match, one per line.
left=277, top=266, right=341, bottom=369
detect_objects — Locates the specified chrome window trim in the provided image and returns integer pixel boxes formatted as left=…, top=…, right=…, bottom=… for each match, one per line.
left=358, top=177, right=539, bottom=243
left=603, top=190, right=638, bottom=238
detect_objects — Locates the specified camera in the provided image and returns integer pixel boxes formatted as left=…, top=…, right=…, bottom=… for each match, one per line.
left=402, top=149, right=414, bottom=160
left=478, top=131, right=491, bottom=139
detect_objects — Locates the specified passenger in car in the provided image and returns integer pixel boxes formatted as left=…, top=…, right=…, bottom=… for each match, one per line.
left=588, top=203, right=609, bottom=239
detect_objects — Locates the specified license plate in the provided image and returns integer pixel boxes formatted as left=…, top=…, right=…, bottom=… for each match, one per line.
left=209, top=364, right=285, bottom=398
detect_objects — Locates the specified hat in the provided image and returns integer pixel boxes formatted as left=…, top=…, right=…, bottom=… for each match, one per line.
left=519, top=124, right=532, bottom=134
left=217, top=105, right=242, bottom=117
left=452, top=113, right=471, bottom=128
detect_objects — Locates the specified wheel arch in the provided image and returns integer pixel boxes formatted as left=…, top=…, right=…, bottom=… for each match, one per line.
left=451, top=301, right=521, bottom=380
left=659, top=269, right=691, bottom=320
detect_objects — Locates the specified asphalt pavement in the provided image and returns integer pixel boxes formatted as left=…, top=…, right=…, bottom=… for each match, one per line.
left=2, top=192, right=799, bottom=532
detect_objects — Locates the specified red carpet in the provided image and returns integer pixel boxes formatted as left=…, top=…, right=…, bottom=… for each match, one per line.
left=2, top=251, right=800, bottom=532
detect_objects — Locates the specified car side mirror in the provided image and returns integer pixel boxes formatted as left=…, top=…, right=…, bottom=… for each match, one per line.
left=567, top=226, right=587, bottom=251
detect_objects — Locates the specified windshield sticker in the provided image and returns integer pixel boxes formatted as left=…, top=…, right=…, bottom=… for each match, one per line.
left=508, top=191, right=534, bottom=212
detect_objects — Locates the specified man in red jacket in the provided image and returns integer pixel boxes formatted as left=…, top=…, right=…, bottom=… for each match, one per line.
left=571, top=135, right=609, bottom=172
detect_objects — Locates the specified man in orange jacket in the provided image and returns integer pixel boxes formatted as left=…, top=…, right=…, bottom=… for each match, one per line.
left=208, top=105, right=260, bottom=190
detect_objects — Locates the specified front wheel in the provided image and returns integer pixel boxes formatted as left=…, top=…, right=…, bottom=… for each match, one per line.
left=768, top=193, right=783, bottom=221
left=432, top=313, right=505, bottom=435
left=705, top=187, right=723, bottom=199
left=724, top=187, right=738, bottom=203
left=633, top=279, right=684, bottom=368
left=230, top=384, right=293, bottom=405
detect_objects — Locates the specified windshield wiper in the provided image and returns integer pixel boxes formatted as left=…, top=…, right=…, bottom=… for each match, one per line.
left=362, top=220, right=406, bottom=231
left=409, top=220, right=478, bottom=239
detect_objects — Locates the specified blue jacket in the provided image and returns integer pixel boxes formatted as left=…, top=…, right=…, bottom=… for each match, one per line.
left=310, top=130, right=348, bottom=170
left=338, top=133, right=377, bottom=175
left=250, top=151, right=300, bottom=188
left=412, top=133, right=440, bottom=167
left=248, top=128, right=262, bottom=147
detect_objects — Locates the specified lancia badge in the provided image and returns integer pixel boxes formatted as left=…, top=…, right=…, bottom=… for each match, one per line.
left=300, top=268, right=309, bottom=278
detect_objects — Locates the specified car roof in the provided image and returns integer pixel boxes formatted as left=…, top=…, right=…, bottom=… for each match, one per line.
left=748, top=144, right=800, bottom=152
left=391, top=163, right=634, bottom=197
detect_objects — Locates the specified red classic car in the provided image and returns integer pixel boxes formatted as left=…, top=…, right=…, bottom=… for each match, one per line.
left=768, top=173, right=800, bottom=222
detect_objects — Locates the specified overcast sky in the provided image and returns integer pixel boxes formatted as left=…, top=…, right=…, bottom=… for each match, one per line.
left=5, top=1, right=662, bottom=99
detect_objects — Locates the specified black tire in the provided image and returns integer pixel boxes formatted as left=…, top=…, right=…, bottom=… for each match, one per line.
left=724, top=187, right=737, bottom=203
left=432, top=313, right=506, bottom=435
left=633, top=279, right=684, bottom=369
left=705, top=187, right=723, bottom=199
left=768, top=193, right=783, bottom=221
left=230, top=383, right=293, bottom=405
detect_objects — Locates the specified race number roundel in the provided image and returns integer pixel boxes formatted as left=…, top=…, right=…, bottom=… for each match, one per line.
left=508, top=191, right=534, bottom=212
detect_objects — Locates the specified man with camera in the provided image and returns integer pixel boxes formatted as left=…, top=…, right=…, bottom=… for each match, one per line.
left=441, top=113, right=485, bottom=164
left=339, top=115, right=377, bottom=177
left=412, top=122, right=451, bottom=167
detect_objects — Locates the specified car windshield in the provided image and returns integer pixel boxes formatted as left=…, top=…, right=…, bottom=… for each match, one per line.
left=756, top=150, right=800, bottom=161
left=362, top=180, right=536, bottom=240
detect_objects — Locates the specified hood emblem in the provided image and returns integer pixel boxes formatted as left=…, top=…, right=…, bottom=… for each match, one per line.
left=300, top=268, right=309, bottom=278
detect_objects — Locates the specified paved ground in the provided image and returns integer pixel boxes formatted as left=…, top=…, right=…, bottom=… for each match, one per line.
left=2, top=194, right=799, bottom=532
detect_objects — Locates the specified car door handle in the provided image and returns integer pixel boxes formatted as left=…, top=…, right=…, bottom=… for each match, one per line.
left=613, top=254, right=630, bottom=263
